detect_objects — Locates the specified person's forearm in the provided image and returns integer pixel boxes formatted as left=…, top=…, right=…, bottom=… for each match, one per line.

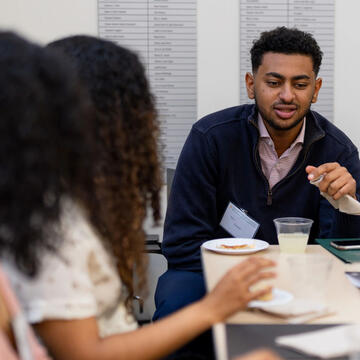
left=96, top=256, right=274, bottom=360
left=36, top=299, right=215, bottom=360
left=35, top=257, right=275, bottom=360
left=96, top=299, right=214, bottom=360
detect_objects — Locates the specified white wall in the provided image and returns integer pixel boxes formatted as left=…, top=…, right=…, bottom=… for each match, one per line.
left=1, top=0, right=360, bottom=237
left=3, top=0, right=358, bottom=141
left=197, top=0, right=240, bottom=117
left=0, top=0, right=98, bottom=43
left=334, top=0, right=360, bottom=145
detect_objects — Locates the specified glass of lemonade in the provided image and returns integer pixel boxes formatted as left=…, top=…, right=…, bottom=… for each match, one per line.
left=273, top=217, right=313, bottom=253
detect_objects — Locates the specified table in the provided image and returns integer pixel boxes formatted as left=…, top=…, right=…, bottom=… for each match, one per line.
left=201, top=245, right=360, bottom=359
left=226, top=324, right=346, bottom=360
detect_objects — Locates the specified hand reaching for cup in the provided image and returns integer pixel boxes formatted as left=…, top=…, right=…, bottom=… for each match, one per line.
left=201, top=257, right=276, bottom=323
left=306, top=163, right=357, bottom=200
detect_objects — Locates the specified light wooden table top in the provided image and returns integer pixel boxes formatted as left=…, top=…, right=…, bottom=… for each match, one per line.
left=202, top=244, right=360, bottom=324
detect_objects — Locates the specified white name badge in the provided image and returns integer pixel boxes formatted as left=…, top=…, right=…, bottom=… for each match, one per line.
left=220, top=202, right=259, bottom=238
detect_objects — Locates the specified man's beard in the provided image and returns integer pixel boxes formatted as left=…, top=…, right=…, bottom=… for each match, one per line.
left=255, top=98, right=312, bottom=132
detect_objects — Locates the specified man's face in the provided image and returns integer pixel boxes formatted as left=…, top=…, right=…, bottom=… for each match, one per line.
left=245, top=52, right=322, bottom=132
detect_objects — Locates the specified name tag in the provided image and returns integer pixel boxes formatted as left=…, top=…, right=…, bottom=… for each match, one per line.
left=220, top=202, right=259, bottom=238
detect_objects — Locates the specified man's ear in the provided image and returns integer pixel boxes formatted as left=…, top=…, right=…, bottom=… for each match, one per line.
left=311, top=77, right=322, bottom=103
left=245, top=72, right=255, bottom=100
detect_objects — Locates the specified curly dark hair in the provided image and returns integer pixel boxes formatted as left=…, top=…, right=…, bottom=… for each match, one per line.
left=47, top=35, right=162, bottom=309
left=0, top=32, right=93, bottom=276
left=250, top=27, right=323, bottom=75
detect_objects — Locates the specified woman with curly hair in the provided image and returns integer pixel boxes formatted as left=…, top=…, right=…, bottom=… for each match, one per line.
left=4, top=35, right=280, bottom=360
left=0, top=32, right=92, bottom=359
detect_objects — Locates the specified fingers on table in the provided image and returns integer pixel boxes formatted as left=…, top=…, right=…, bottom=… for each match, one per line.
left=228, top=258, right=276, bottom=297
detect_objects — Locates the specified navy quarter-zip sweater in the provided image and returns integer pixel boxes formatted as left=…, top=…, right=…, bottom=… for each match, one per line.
left=162, top=104, right=360, bottom=272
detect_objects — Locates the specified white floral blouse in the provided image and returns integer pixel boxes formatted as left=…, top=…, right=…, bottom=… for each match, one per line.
left=3, top=198, right=138, bottom=338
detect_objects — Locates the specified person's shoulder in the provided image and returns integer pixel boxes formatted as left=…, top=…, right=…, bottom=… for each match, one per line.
left=59, top=197, right=102, bottom=252
left=311, top=110, right=358, bottom=151
left=193, top=104, right=254, bottom=135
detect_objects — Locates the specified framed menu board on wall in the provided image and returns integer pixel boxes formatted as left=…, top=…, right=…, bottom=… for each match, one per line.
left=98, top=0, right=197, bottom=171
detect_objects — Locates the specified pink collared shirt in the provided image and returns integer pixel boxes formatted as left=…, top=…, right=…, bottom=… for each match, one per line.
left=258, top=115, right=306, bottom=189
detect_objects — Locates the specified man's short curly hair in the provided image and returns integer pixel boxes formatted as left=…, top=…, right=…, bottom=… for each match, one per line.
left=0, top=32, right=93, bottom=276
left=250, top=27, right=323, bottom=75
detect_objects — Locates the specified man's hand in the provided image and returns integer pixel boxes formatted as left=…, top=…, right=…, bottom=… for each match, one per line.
left=306, top=163, right=357, bottom=200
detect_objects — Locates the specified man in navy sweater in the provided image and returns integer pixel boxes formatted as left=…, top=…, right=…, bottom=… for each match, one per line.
left=154, top=27, right=360, bottom=358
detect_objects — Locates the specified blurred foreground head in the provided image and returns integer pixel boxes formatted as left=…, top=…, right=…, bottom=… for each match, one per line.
left=48, top=35, right=162, bottom=306
left=0, top=32, right=92, bottom=276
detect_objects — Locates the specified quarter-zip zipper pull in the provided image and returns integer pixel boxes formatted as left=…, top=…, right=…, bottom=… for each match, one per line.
left=267, top=188, right=272, bottom=206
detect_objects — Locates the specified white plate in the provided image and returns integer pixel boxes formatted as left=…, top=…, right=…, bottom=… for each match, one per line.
left=248, top=288, right=293, bottom=308
left=202, top=238, right=269, bottom=255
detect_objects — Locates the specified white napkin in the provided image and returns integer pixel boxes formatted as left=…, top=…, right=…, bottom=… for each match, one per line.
left=276, top=324, right=360, bottom=359
left=346, top=272, right=360, bottom=288
left=255, top=298, right=333, bottom=324
left=310, top=175, right=360, bottom=215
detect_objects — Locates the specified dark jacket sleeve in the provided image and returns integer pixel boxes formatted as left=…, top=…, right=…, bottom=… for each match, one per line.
left=162, top=126, right=219, bottom=271
left=320, top=148, right=360, bottom=238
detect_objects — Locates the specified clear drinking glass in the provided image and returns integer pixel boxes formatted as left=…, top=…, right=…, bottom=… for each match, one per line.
left=285, top=254, right=333, bottom=302
left=273, top=217, right=313, bottom=253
